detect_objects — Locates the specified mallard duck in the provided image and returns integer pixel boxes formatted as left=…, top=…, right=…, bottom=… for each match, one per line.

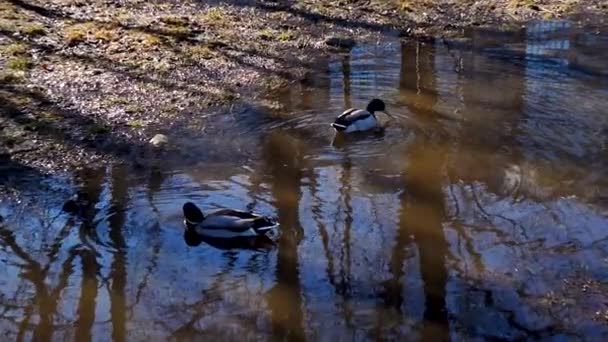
left=331, top=99, right=394, bottom=133
left=182, top=202, right=279, bottom=239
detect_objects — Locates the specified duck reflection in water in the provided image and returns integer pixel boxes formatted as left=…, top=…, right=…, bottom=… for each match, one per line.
left=183, top=229, right=276, bottom=251
left=331, top=128, right=386, bottom=148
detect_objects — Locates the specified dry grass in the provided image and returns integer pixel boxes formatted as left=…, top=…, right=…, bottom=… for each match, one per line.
left=141, top=33, right=162, bottom=47
left=393, top=0, right=584, bottom=23
left=2, top=41, right=32, bottom=71
left=127, top=119, right=146, bottom=128
left=395, top=0, right=432, bottom=12
left=258, top=28, right=275, bottom=40
left=188, top=45, right=215, bottom=60
left=161, top=15, right=189, bottom=26
left=64, top=24, right=89, bottom=45
left=0, top=70, right=25, bottom=83
left=7, top=56, right=32, bottom=71
left=257, top=28, right=295, bottom=42
left=278, top=30, right=294, bottom=42
left=93, top=27, right=117, bottom=42
left=63, top=22, right=122, bottom=45
left=0, top=2, right=18, bottom=17
left=114, top=12, right=134, bottom=26
left=21, top=24, right=46, bottom=37
left=2, top=42, right=28, bottom=56
left=197, top=7, right=228, bottom=26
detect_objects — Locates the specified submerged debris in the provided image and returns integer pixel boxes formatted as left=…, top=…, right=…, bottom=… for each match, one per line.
left=325, top=36, right=356, bottom=50
left=61, top=192, right=91, bottom=215
left=149, top=134, right=169, bottom=148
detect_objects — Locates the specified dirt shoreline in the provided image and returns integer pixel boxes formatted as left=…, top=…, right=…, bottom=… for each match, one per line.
left=1, top=0, right=606, bottom=176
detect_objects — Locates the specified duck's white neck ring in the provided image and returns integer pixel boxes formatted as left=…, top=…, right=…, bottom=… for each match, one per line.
left=184, top=219, right=199, bottom=229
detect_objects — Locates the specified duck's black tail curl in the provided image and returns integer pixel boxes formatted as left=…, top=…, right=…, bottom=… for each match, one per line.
left=252, top=217, right=278, bottom=231
left=183, top=202, right=205, bottom=225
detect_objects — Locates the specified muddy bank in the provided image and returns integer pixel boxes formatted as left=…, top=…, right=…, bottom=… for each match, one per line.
left=1, top=0, right=606, bottom=174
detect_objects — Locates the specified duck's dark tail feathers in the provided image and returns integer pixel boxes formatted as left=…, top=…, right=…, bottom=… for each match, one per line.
left=331, top=123, right=348, bottom=131
left=183, top=202, right=205, bottom=225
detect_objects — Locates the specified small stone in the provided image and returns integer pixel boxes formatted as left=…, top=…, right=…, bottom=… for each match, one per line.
left=149, top=134, right=169, bottom=147
left=325, top=36, right=356, bottom=50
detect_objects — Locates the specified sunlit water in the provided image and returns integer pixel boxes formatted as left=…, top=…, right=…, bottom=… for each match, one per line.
left=2, top=22, right=608, bottom=341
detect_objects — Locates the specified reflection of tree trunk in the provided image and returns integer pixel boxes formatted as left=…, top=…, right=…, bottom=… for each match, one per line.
left=308, top=169, right=337, bottom=288
left=1, top=225, right=75, bottom=342
left=398, top=40, right=449, bottom=340
left=401, top=143, right=449, bottom=341
left=342, top=55, right=352, bottom=109
left=246, top=166, right=263, bottom=212
left=30, top=275, right=53, bottom=342
left=147, top=168, right=165, bottom=214
left=1, top=168, right=104, bottom=341
left=337, top=158, right=353, bottom=327
left=74, top=167, right=104, bottom=341
left=75, top=249, right=99, bottom=342
left=76, top=168, right=106, bottom=250
left=0, top=225, right=42, bottom=341
left=108, top=165, right=128, bottom=342
left=31, top=247, right=79, bottom=342
left=456, top=28, right=526, bottom=194
left=2, top=174, right=102, bottom=342
left=262, top=132, right=305, bottom=342
left=382, top=214, right=407, bottom=311
left=399, top=41, right=438, bottom=118
left=302, top=57, right=331, bottom=110
left=128, top=169, right=164, bottom=305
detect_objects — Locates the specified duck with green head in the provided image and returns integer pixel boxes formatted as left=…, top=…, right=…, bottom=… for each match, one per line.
left=331, top=99, right=394, bottom=133
left=183, top=202, right=279, bottom=239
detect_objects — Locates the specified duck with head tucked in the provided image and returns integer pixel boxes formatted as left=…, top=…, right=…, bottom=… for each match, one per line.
left=331, top=99, right=394, bottom=133
left=183, top=202, right=279, bottom=239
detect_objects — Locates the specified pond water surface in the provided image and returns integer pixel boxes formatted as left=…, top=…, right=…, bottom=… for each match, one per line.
left=2, top=21, right=608, bottom=341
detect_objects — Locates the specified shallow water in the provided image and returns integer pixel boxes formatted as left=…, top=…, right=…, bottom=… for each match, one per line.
left=2, top=21, right=608, bottom=341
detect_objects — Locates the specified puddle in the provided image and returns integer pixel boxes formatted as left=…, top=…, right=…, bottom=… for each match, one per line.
left=1, top=21, right=608, bottom=340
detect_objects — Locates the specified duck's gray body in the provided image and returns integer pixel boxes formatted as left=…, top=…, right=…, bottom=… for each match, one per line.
left=183, top=202, right=278, bottom=239
left=332, top=108, right=379, bottom=133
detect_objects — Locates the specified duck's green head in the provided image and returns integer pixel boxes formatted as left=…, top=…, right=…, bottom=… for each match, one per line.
left=366, top=99, right=386, bottom=114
